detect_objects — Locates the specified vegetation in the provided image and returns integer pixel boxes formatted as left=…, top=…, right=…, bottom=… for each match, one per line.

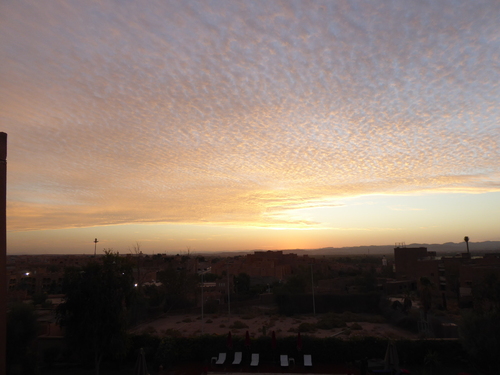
left=316, top=313, right=347, bottom=329
left=355, top=267, right=378, bottom=292
left=126, top=332, right=468, bottom=371
left=459, top=272, right=500, bottom=372
left=418, top=276, right=434, bottom=321
left=460, top=310, right=500, bottom=372
left=199, top=272, right=218, bottom=282
left=297, top=322, right=316, bottom=332
left=379, top=297, right=419, bottom=333
left=57, top=250, right=135, bottom=375
left=229, top=320, right=248, bottom=329
left=156, top=263, right=198, bottom=312
left=275, top=288, right=382, bottom=316
left=7, top=303, right=38, bottom=374
left=32, top=291, right=48, bottom=305
left=233, top=272, right=251, bottom=296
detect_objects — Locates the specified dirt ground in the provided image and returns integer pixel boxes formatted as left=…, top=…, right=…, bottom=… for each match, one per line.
left=131, top=307, right=418, bottom=340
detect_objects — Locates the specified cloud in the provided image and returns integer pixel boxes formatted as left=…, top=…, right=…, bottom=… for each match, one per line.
left=389, top=206, right=425, bottom=212
left=2, top=0, right=500, bottom=232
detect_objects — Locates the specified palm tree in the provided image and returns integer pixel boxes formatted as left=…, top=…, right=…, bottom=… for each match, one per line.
left=464, top=236, right=470, bottom=253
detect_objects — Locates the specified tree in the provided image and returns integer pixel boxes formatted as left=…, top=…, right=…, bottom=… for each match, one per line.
left=157, top=264, right=197, bottom=311
left=57, top=250, right=135, bottom=375
left=32, top=291, right=48, bottom=305
left=273, top=275, right=307, bottom=315
left=402, top=290, right=413, bottom=314
left=460, top=310, right=500, bottom=372
left=7, top=303, right=38, bottom=374
left=459, top=273, right=500, bottom=372
left=130, top=242, right=147, bottom=291
left=199, top=272, right=218, bottom=282
left=473, top=272, right=500, bottom=312
left=355, top=267, right=378, bottom=293
left=234, top=273, right=251, bottom=295
left=419, top=277, right=433, bottom=321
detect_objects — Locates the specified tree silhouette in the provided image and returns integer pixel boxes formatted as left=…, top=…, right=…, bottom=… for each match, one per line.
left=460, top=273, right=500, bottom=372
left=460, top=309, right=500, bottom=372
left=157, top=263, right=197, bottom=311
left=419, top=277, right=433, bottom=321
left=234, top=272, right=251, bottom=296
left=464, top=236, right=470, bottom=253
left=7, top=303, right=38, bottom=374
left=57, top=250, right=135, bottom=375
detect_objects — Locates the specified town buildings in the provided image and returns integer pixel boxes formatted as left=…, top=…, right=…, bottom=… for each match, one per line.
left=392, top=245, right=500, bottom=305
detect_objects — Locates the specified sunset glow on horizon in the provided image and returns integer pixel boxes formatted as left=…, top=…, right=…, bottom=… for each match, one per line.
left=2, top=1, right=500, bottom=254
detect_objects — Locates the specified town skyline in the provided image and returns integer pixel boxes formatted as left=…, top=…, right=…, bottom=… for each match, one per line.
left=7, top=238, right=500, bottom=256
left=2, top=1, right=500, bottom=255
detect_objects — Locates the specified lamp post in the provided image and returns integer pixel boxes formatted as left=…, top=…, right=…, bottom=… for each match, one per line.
left=227, top=261, right=231, bottom=317
left=201, top=271, right=204, bottom=334
left=311, top=264, right=316, bottom=316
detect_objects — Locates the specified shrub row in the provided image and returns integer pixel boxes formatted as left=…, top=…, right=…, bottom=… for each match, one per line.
left=275, top=292, right=382, bottom=315
left=128, top=333, right=467, bottom=369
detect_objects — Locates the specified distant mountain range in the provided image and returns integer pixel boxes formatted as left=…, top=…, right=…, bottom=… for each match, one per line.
left=212, top=241, right=500, bottom=257
left=305, top=241, right=500, bottom=256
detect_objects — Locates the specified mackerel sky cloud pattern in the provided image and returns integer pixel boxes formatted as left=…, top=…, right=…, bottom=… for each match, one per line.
left=1, top=0, right=500, bottom=233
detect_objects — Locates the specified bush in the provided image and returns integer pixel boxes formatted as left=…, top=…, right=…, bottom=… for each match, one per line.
left=162, top=328, right=182, bottom=337
left=141, top=326, right=157, bottom=335
left=350, top=322, right=363, bottom=330
left=204, top=299, right=219, bottom=314
left=316, top=313, right=347, bottom=330
left=42, top=346, right=60, bottom=368
left=131, top=332, right=468, bottom=369
left=460, top=310, right=500, bottom=372
left=155, top=337, right=178, bottom=368
left=32, top=292, right=48, bottom=305
left=229, top=320, right=248, bottom=329
left=297, top=322, right=316, bottom=333
left=394, top=315, right=418, bottom=333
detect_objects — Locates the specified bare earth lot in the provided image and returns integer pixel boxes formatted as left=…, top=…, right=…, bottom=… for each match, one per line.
left=131, top=309, right=418, bottom=340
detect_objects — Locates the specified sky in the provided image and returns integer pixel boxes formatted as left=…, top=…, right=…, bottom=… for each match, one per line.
left=1, top=0, right=499, bottom=255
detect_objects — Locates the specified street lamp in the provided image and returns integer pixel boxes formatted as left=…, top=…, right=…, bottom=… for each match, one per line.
left=311, top=264, right=316, bottom=316
left=200, top=270, right=205, bottom=335
left=227, top=261, right=231, bottom=317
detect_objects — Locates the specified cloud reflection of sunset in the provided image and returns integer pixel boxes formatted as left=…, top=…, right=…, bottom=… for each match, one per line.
left=1, top=1, right=499, bottom=253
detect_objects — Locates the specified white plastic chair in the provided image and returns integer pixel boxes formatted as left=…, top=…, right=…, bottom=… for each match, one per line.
left=232, top=352, right=242, bottom=365
left=304, top=354, right=312, bottom=367
left=280, top=355, right=289, bottom=367
left=213, top=353, right=226, bottom=365
left=250, top=353, right=259, bottom=367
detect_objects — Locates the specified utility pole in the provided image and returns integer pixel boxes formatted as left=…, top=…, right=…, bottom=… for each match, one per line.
left=94, top=238, right=98, bottom=257
left=201, top=272, right=204, bottom=334
left=0, top=133, right=7, bottom=375
left=227, top=261, right=231, bottom=317
left=311, top=263, right=316, bottom=316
